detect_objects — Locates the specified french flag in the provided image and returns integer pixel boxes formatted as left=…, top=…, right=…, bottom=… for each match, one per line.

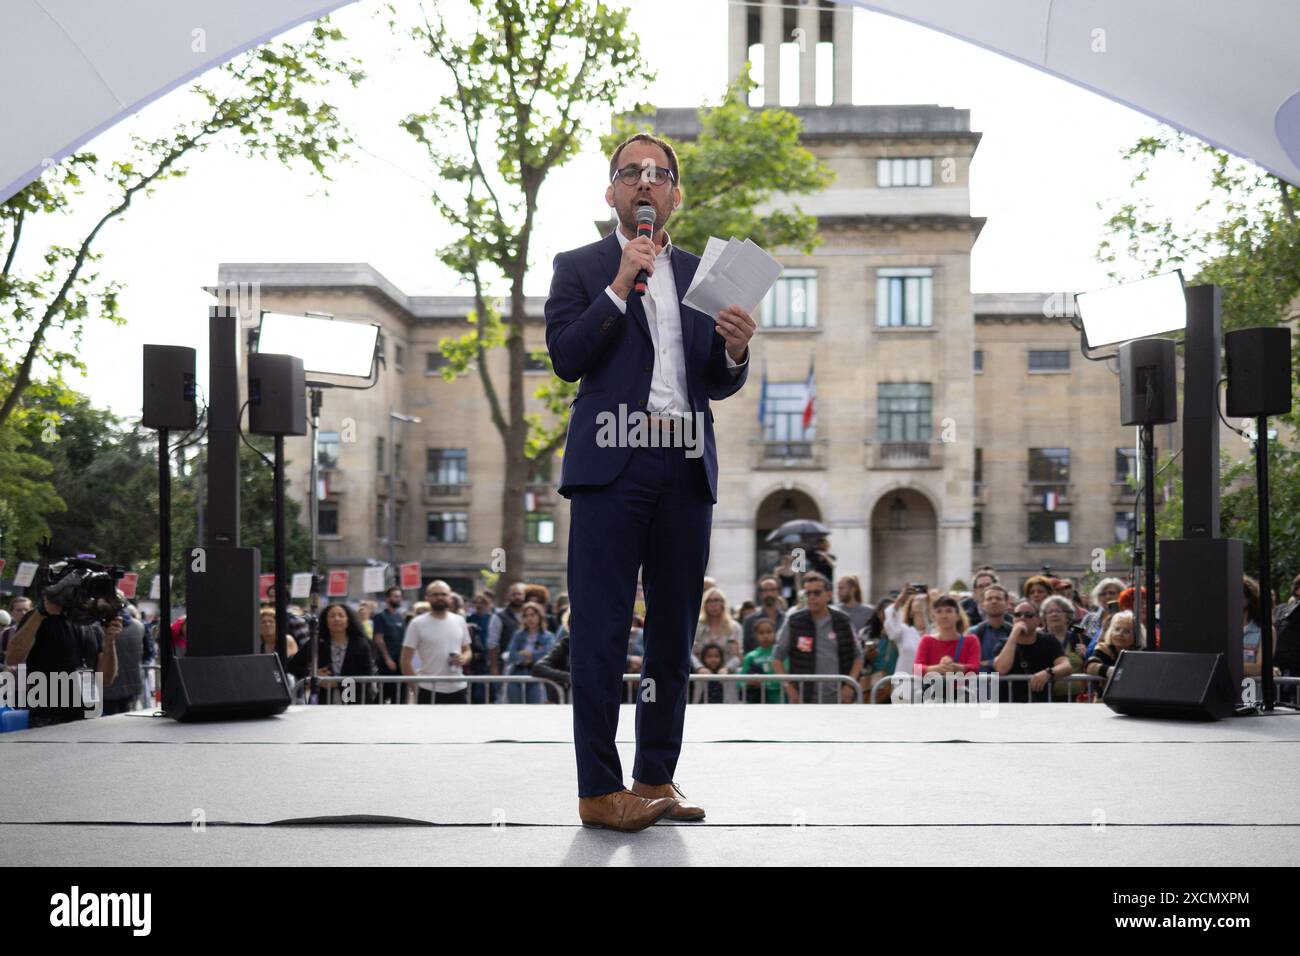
left=801, top=357, right=816, bottom=430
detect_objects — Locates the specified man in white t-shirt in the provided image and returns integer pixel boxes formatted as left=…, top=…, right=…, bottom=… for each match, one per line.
left=401, top=580, right=472, bottom=704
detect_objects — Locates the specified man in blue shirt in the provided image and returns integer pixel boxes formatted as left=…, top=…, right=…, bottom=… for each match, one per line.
left=971, top=584, right=1013, bottom=672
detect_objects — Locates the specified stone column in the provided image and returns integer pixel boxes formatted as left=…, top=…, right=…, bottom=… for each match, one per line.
left=832, top=2, right=853, bottom=104
left=727, top=0, right=748, bottom=95
left=798, top=0, right=819, bottom=106
left=761, top=0, right=782, bottom=106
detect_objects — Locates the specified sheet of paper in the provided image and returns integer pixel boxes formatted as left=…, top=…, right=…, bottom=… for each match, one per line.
left=685, top=236, right=731, bottom=297
left=683, top=235, right=782, bottom=317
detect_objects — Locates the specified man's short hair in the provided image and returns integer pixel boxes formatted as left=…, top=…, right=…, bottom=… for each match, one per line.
left=385, top=586, right=402, bottom=597
left=972, top=567, right=999, bottom=586
left=609, top=132, right=680, bottom=187
left=982, top=584, right=1009, bottom=602
left=801, top=571, right=831, bottom=592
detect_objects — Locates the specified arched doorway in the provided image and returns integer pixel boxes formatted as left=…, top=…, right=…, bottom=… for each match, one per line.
left=870, top=489, right=937, bottom=598
left=754, top=488, right=822, bottom=592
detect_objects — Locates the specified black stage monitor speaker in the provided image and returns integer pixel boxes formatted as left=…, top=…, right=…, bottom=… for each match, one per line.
left=1119, top=338, right=1178, bottom=426
left=248, top=352, right=307, bottom=436
left=164, top=654, right=292, bottom=721
left=1103, top=650, right=1237, bottom=720
left=142, top=345, right=197, bottom=431
left=1225, top=327, right=1292, bottom=417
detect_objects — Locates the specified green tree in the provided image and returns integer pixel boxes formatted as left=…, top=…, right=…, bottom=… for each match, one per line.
left=13, top=390, right=158, bottom=567
left=0, top=19, right=364, bottom=431
left=391, top=0, right=646, bottom=595
left=1098, top=130, right=1300, bottom=595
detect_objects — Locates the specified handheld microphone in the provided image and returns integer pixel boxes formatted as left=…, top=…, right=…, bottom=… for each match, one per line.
left=634, top=203, right=656, bottom=298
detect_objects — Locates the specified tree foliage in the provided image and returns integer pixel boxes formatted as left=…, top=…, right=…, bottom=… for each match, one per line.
left=0, top=19, right=364, bottom=431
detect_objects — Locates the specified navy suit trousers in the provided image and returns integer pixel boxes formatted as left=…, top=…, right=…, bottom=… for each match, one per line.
left=567, top=441, right=713, bottom=797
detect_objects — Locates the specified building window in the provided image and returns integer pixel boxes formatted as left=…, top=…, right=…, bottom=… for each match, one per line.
left=1115, top=511, right=1136, bottom=543
left=973, top=447, right=983, bottom=492
left=973, top=349, right=983, bottom=373
left=973, top=511, right=983, bottom=546
left=394, top=344, right=405, bottom=372
left=763, top=382, right=817, bottom=442
left=1115, top=447, right=1138, bottom=484
left=877, top=383, right=932, bottom=442
left=760, top=269, right=818, bottom=328
left=427, top=448, right=468, bottom=488
left=876, top=268, right=933, bottom=327
left=316, top=431, right=340, bottom=470
left=1028, top=512, right=1070, bottom=545
left=394, top=443, right=403, bottom=475
left=427, top=511, right=469, bottom=544
left=1028, top=350, right=1070, bottom=372
left=394, top=504, right=405, bottom=544
left=376, top=436, right=386, bottom=473
left=525, top=512, right=555, bottom=545
left=318, top=501, right=339, bottom=537
left=376, top=500, right=388, bottom=543
left=426, top=351, right=450, bottom=376
left=877, top=157, right=933, bottom=187
left=1028, top=447, right=1070, bottom=484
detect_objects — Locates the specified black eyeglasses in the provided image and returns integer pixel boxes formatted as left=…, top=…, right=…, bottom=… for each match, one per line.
left=1013, top=611, right=1038, bottom=619
left=804, top=589, right=826, bottom=597
left=611, top=163, right=675, bottom=186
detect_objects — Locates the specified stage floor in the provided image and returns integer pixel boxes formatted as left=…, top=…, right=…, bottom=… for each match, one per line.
left=3, top=703, right=1298, bottom=866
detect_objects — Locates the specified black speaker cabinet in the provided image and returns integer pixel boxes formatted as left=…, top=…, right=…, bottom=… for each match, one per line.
left=164, top=654, right=291, bottom=721
left=142, top=345, right=197, bottom=431
left=1225, top=327, right=1292, bottom=417
left=185, top=544, right=260, bottom=657
left=248, top=352, right=306, bottom=436
left=1103, top=651, right=1236, bottom=720
left=1119, top=338, right=1178, bottom=426
left=1160, top=537, right=1244, bottom=690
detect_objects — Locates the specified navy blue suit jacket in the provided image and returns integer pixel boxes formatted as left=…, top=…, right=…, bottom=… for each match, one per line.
left=545, top=230, right=749, bottom=503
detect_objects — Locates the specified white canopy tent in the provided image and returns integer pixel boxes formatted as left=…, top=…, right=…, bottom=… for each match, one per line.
left=831, top=0, right=1300, bottom=186
left=1, top=0, right=1298, bottom=203
left=0, top=0, right=356, bottom=204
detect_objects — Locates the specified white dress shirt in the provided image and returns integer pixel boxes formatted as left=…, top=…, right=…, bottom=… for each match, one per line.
left=605, top=227, right=744, bottom=418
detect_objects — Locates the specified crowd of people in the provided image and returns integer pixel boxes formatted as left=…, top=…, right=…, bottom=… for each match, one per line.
left=4, top=554, right=1299, bottom=723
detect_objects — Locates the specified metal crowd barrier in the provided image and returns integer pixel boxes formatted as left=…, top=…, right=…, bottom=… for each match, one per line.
left=868, top=671, right=1105, bottom=703
left=303, top=674, right=569, bottom=704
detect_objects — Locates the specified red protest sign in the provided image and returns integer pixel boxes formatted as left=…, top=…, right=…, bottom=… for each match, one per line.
left=326, top=570, right=349, bottom=597
left=259, top=573, right=275, bottom=601
left=399, top=562, right=421, bottom=590
left=118, top=572, right=138, bottom=599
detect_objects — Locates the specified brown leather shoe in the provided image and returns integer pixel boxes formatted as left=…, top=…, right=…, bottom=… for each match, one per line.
left=631, top=779, right=706, bottom=821
left=578, top=789, right=676, bottom=832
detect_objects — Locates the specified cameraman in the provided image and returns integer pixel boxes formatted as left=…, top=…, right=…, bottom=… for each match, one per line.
left=4, top=594, right=121, bottom=727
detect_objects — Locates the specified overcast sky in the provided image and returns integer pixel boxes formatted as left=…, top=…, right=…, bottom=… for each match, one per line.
left=19, top=0, right=1211, bottom=418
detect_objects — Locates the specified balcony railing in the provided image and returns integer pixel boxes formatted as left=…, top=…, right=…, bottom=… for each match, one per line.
left=423, top=480, right=472, bottom=502
left=867, top=440, right=943, bottom=470
left=751, top=438, right=829, bottom=470
left=1024, top=481, right=1073, bottom=506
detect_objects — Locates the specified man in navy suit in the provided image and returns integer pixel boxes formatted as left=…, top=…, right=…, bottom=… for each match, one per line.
left=545, top=133, right=754, bottom=831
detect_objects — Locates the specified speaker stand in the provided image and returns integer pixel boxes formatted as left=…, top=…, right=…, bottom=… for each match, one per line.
left=1140, top=421, right=1157, bottom=644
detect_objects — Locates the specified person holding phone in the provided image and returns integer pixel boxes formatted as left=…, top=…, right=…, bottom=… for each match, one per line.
left=881, top=585, right=930, bottom=702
